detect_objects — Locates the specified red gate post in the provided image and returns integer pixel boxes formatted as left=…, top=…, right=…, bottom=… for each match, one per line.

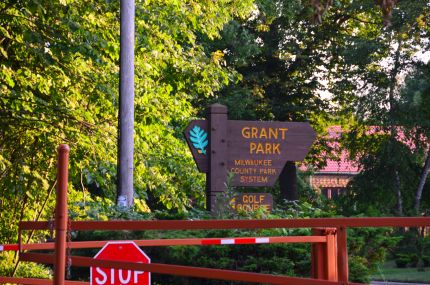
left=326, top=229, right=337, bottom=281
left=337, top=226, right=348, bottom=284
left=311, top=228, right=337, bottom=281
left=54, top=144, right=70, bottom=285
left=311, top=228, right=325, bottom=279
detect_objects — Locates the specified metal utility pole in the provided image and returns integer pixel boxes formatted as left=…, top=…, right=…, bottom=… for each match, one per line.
left=117, top=0, right=135, bottom=208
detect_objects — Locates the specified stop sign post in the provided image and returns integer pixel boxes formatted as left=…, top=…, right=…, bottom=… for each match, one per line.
left=90, top=241, right=150, bottom=285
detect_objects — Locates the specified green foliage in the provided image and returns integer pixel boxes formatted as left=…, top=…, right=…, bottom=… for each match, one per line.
left=347, top=227, right=401, bottom=283
left=349, top=256, right=373, bottom=283
left=339, top=133, right=422, bottom=216
left=0, top=251, right=50, bottom=278
left=329, top=0, right=430, bottom=217
left=395, top=254, right=410, bottom=268
left=199, top=0, right=332, bottom=124
left=0, top=0, right=255, bottom=224
left=0, top=0, right=255, bottom=276
left=391, top=229, right=430, bottom=272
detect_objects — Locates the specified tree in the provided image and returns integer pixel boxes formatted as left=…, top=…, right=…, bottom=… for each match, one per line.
left=1, top=0, right=119, bottom=275
left=197, top=0, right=430, bottom=210
left=0, top=0, right=255, bottom=274
left=398, top=62, right=430, bottom=215
left=331, top=1, right=429, bottom=215
left=196, top=0, right=336, bottom=201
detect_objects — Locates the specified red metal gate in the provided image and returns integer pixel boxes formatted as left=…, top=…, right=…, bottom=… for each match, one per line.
left=1, top=145, right=429, bottom=285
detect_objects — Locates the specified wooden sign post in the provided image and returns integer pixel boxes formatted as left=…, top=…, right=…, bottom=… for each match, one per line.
left=207, top=104, right=228, bottom=210
left=185, top=104, right=316, bottom=211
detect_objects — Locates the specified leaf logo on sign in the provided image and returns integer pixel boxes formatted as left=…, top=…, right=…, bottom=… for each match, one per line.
left=189, top=125, right=208, bottom=155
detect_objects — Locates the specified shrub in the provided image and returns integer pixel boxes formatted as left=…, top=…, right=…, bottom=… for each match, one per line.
left=395, top=256, right=410, bottom=268
left=349, top=256, right=371, bottom=283
left=423, top=255, right=430, bottom=267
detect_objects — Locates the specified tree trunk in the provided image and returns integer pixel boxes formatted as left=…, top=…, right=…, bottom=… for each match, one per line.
left=394, top=170, right=403, bottom=216
left=389, top=38, right=402, bottom=216
left=414, top=148, right=430, bottom=214
left=280, top=161, right=298, bottom=201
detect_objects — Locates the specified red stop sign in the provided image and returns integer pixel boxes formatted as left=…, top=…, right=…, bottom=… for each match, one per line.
left=90, top=241, right=150, bottom=285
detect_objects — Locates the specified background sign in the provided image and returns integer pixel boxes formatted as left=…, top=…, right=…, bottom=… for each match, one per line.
left=90, top=241, right=150, bottom=285
left=230, top=193, right=273, bottom=212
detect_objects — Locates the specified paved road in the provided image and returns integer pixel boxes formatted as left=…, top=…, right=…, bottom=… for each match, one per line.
left=370, top=281, right=430, bottom=285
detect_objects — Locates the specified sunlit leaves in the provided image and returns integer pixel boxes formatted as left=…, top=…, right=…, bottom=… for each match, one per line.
left=0, top=0, right=255, bottom=260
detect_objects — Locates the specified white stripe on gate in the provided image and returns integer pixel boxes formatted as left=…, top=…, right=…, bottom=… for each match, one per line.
left=0, top=245, right=3, bottom=251
left=220, top=239, right=235, bottom=245
left=255, top=238, right=270, bottom=244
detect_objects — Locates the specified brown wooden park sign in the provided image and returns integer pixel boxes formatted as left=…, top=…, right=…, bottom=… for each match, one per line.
left=185, top=104, right=316, bottom=211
